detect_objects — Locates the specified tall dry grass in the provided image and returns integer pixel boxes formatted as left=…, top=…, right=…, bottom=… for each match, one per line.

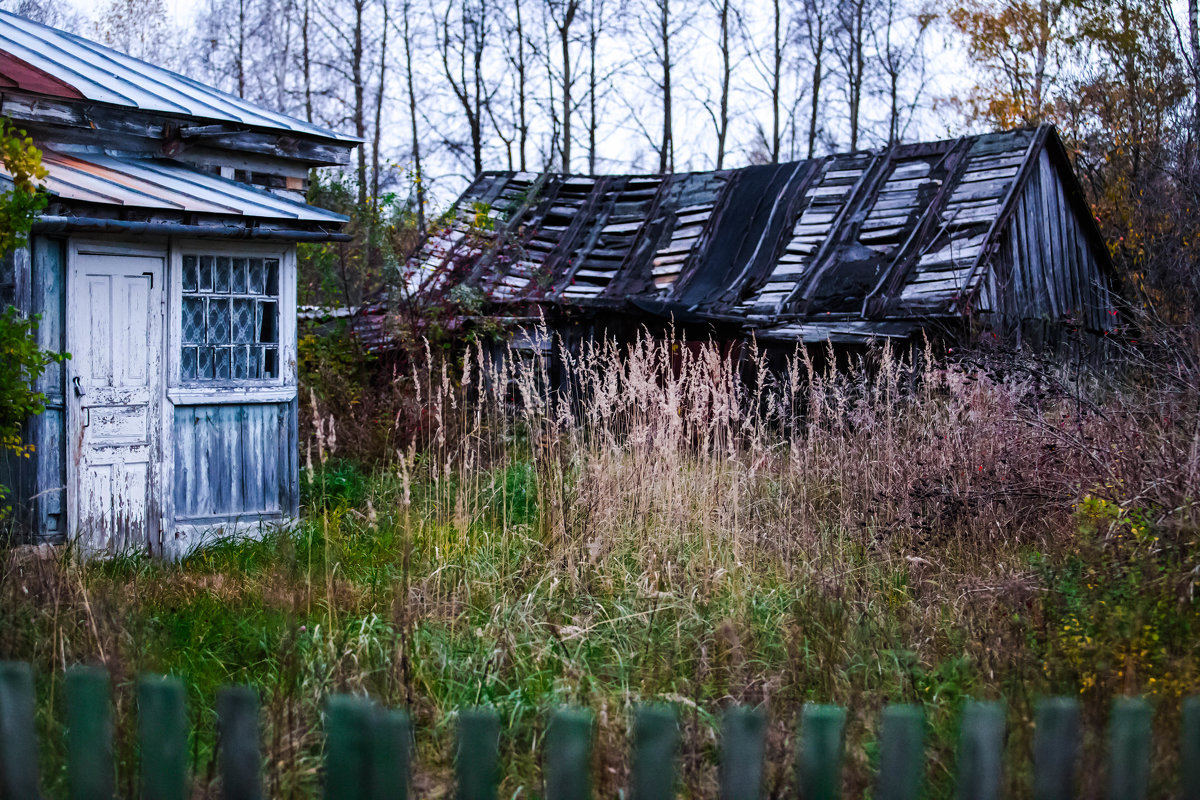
left=3, top=329, right=1199, bottom=798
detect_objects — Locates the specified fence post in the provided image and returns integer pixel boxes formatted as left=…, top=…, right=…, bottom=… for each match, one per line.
left=631, top=705, right=677, bottom=800
left=457, top=708, right=500, bottom=800
left=138, top=675, right=188, bottom=800
left=546, top=709, right=594, bottom=800
left=217, top=686, right=261, bottom=800
left=325, top=696, right=374, bottom=800
left=1182, top=696, right=1200, bottom=800
left=720, top=706, right=765, bottom=800
left=0, top=661, right=39, bottom=800
left=66, top=665, right=114, bottom=800
left=1108, top=697, right=1152, bottom=800
left=955, top=700, right=1005, bottom=800
left=1033, top=697, right=1079, bottom=800
left=874, top=705, right=924, bottom=800
left=796, top=704, right=845, bottom=800
left=370, top=709, right=410, bottom=800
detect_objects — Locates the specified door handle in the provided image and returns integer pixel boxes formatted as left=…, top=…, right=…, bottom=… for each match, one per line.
left=72, top=376, right=86, bottom=397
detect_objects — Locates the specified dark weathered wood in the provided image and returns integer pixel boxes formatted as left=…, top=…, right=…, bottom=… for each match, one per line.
left=546, top=709, right=594, bottom=800
left=956, top=700, right=1005, bottom=800
left=217, top=686, right=261, bottom=800
left=874, top=705, right=924, bottom=800
left=1182, top=696, right=1200, bottom=800
left=632, top=705, right=678, bottom=800
left=457, top=708, right=500, bottom=800
left=66, top=666, right=114, bottom=800
left=0, top=661, right=39, bottom=799
left=797, top=704, right=845, bottom=800
left=720, top=706, right=766, bottom=800
left=1108, top=697, right=1152, bottom=800
left=370, top=708, right=410, bottom=800
left=325, top=696, right=373, bottom=800
left=138, top=675, right=188, bottom=800
left=1033, top=697, right=1079, bottom=800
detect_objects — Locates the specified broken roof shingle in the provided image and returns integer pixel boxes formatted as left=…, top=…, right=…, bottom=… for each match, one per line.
left=403, top=124, right=1113, bottom=343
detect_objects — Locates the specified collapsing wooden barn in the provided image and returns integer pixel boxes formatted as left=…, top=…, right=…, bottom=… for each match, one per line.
left=398, top=124, right=1115, bottom=353
left=0, top=12, right=356, bottom=555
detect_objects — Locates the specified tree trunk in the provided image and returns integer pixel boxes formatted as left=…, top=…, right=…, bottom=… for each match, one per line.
left=659, top=0, right=673, bottom=173
left=715, top=0, right=730, bottom=169
left=372, top=0, right=388, bottom=202
left=515, top=0, right=528, bottom=171
left=302, top=0, right=314, bottom=123
left=402, top=0, right=425, bottom=233
left=352, top=0, right=367, bottom=208
left=771, top=0, right=781, bottom=162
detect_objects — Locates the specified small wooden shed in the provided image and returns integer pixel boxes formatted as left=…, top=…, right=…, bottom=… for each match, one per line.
left=0, top=12, right=357, bottom=557
left=400, top=125, right=1115, bottom=353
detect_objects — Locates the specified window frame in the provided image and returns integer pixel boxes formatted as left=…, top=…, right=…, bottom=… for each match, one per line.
left=166, top=240, right=296, bottom=402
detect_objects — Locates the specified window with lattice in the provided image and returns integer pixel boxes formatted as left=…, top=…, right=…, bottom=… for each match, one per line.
left=180, top=254, right=279, bottom=382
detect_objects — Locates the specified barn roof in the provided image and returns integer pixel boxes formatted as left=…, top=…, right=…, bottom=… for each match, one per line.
left=404, top=124, right=1113, bottom=343
left=0, top=10, right=353, bottom=144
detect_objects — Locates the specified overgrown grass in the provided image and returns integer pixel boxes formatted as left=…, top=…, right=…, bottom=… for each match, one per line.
left=2, top=335, right=1199, bottom=798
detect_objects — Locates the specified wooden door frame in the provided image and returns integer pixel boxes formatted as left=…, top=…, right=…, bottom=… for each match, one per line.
left=65, top=238, right=168, bottom=555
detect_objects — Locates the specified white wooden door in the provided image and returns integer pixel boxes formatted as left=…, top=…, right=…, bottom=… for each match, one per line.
left=68, top=249, right=164, bottom=554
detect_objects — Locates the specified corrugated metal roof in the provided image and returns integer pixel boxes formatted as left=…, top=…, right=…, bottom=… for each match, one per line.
left=0, top=10, right=354, bottom=143
left=24, top=149, right=348, bottom=223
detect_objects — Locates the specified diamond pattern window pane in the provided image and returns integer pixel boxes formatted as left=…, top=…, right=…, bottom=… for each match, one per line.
left=232, top=298, right=254, bottom=344
left=214, top=257, right=232, bottom=293
left=182, top=297, right=205, bottom=344
left=198, top=255, right=214, bottom=292
left=182, top=256, right=198, bottom=292
left=198, top=346, right=213, bottom=379
left=181, top=347, right=198, bottom=380
left=207, top=298, right=231, bottom=344
left=232, top=258, right=247, bottom=293
left=182, top=252, right=280, bottom=383
left=248, top=258, right=265, bottom=294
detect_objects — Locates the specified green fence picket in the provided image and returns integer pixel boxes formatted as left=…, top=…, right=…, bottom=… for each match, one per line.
left=1109, top=697, right=1152, bottom=800
left=720, top=705, right=765, bottom=800
left=217, top=686, right=261, bottom=800
left=325, top=695, right=374, bottom=800
left=138, top=675, right=188, bottom=800
left=631, top=705, right=677, bottom=800
left=1183, top=696, right=1200, bottom=800
left=66, top=666, right=114, bottom=800
left=545, top=708, right=594, bottom=800
left=370, top=708, right=410, bottom=800
left=1033, top=697, right=1079, bottom=800
left=874, top=704, right=924, bottom=800
left=456, top=708, right=500, bottom=800
left=956, top=700, right=1005, bottom=800
left=796, top=704, right=845, bottom=800
left=0, top=661, right=39, bottom=800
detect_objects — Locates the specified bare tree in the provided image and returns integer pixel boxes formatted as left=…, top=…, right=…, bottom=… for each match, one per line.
left=800, top=0, right=834, bottom=157
left=872, top=0, right=932, bottom=146
left=640, top=0, right=685, bottom=173
left=547, top=0, right=582, bottom=171
left=437, top=0, right=494, bottom=177
left=395, top=0, right=426, bottom=232
left=700, top=0, right=737, bottom=169
left=833, top=0, right=874, bottom=151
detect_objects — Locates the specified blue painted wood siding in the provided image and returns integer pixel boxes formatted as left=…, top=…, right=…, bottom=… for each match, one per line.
left=0, top=236, right=66, bottom=543
left=172, top=400, right=298, bottom=522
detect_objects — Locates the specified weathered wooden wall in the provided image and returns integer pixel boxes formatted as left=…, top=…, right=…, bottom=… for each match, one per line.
left=990, top=148, right=1114, bottom=342
left=0, top=236, right=66, bottom=544
left=171, top=400, right=298, bottom=523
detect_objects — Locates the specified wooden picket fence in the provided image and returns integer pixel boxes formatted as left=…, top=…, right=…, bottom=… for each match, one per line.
left=1, top=661, right=1199, bottom=799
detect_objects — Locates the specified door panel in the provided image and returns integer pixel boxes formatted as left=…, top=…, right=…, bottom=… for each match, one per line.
left=69, top=251, right=163, bottom=554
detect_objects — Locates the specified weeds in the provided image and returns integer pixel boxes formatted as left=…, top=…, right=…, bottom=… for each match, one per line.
left=2, top=332, right=1198, bottom=798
